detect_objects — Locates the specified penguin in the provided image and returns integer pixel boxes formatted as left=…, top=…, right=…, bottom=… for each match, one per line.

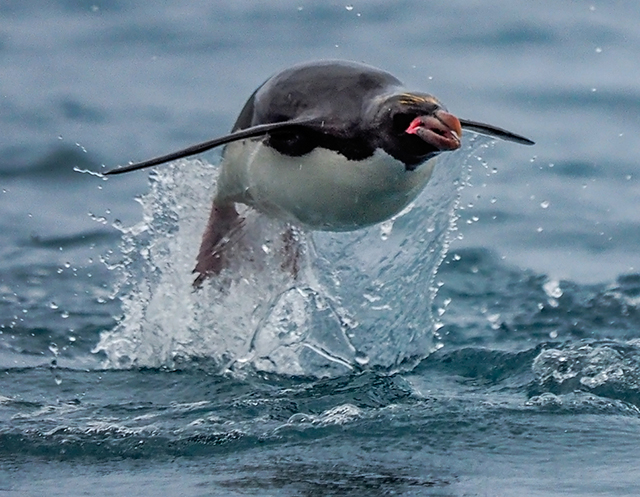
left=105, top=60, right=534, bottom=286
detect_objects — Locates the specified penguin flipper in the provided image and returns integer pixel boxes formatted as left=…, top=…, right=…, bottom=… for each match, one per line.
left=104, top=117, right=321, bottom=176
left=459, top=119, right=534, bottom=145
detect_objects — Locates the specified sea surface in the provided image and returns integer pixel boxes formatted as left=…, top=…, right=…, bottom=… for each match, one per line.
left=2, top=1, right=640, bottom=495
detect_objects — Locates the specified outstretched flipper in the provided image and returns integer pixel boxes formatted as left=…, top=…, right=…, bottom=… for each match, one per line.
left=104, top=115, right=533, bottom=177
left=103, top=117, right=322, bottom=176
left=193, top=202, right=244, bottom=287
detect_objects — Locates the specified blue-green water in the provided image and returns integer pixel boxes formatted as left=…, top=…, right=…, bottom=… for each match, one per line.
left=2, top=1, right=640, bottom=495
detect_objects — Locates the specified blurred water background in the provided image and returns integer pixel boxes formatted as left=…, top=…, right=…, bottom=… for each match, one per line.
left=2, top=1, right=640, bottom=495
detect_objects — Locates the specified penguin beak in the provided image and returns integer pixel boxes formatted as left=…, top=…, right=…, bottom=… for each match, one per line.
left=405, top=110, right=462, bottom=151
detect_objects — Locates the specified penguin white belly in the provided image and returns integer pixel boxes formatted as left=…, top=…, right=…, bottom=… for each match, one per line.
left=216, top=140, right=436, bottom=231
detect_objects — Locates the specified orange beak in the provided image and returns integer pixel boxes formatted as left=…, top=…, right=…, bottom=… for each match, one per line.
left=406, top=110, right=462, bottom=151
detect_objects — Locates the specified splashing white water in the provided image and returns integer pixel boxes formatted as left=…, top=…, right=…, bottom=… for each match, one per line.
left=95, top=139, right=484, bottom=377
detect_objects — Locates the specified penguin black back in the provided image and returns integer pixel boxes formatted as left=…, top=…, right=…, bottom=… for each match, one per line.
left=232, top=60, right=404, bottom=160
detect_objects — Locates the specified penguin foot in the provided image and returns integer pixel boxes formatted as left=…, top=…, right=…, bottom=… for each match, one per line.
left=281, top=225, right=302, bottom=279
left=193, top=202, right=244, bottom=287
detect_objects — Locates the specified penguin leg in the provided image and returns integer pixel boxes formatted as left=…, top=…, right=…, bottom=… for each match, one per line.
left=193, top=202, right=244, bottom=287
left=281, top=225, right=302, bottom=279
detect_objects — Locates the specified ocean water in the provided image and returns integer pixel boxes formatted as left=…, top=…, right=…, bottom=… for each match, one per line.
left=2, top=1, right=640, bottom=495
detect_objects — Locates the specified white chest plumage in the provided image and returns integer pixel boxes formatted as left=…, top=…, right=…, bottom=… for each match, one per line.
left=215, top=140, right=437, bottom=231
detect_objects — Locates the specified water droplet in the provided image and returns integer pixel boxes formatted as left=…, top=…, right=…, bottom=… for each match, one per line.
left=339, top=315, right=358, bottom=329
left=540, top=200, right=550, bottom=209
left=543, top=279, right=563, bottom=299
left=536, top=227, right=544, bottom=233
left=61, top=311, right=70, bottom=319
left=288, top=413, right=311, bottom=424
left=49, top=302, right=59, bottom=310
left=549, top=330, right=558, bottom=339
left=595, top=47, right=602, bottom=53
left=487, top=313, right=501, bottom=330
left=363, top=293, right=381, bottom=303
left=354, top=351, right=369, bottom=365
left=345, top=4, right=354, bottom=10
left=379, top=220, right=393, bottom=240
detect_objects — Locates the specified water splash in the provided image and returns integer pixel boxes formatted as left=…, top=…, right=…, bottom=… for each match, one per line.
left=532, top=339, right=640, bottom=406
left=95, top=139, right=484, bottom=377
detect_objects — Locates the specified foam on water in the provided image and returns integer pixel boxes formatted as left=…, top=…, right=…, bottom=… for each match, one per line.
left=95, top=139, right=485, bottom=376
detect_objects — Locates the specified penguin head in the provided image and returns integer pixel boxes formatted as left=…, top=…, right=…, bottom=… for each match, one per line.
left=373, top=92, right=462, bottom=170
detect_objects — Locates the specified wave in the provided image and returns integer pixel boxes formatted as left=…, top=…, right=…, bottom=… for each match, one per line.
left=531, top=339, right=640, bottom=407
left=3, top=344, right=640, bottom=463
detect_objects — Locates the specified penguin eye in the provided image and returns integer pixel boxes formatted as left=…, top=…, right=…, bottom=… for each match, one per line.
left=392, top=113, right=415, bottom=134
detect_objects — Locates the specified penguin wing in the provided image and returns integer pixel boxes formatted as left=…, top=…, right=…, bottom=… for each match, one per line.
left=104, top=117, right=321, bottom=175
left=459, top=119, right=534, bottom=145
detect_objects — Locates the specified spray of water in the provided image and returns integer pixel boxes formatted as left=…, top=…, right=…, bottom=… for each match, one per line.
left=94, top=139, right=485, bottom=377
